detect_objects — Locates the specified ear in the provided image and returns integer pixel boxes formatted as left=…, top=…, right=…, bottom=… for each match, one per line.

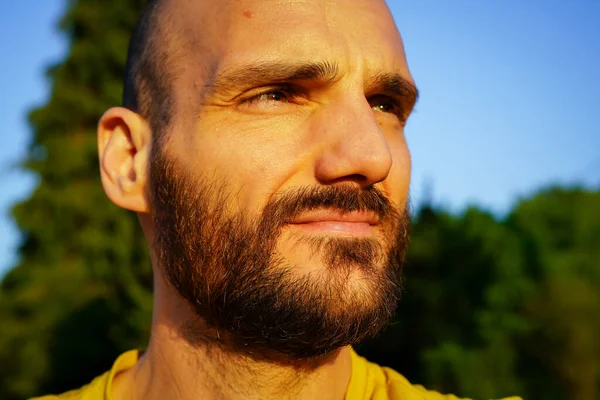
left=98, top=107, right=151, bottom=213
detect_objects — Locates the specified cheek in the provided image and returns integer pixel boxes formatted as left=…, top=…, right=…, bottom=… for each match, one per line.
left=398, top=144, right=412, bottom=180
left=185, top=117, right=308, bottom=211
left=385, top=137, right=411, bottom=205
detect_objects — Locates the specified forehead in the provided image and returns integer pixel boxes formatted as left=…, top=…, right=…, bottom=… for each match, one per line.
left=168, top=0, right=410, bottom=83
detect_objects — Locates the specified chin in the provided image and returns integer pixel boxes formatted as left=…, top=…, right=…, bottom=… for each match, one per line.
left=279, top=231, right=389, bottom=272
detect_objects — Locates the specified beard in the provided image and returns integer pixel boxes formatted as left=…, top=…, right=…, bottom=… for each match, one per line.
left=150, top=146, right=411, bottom=360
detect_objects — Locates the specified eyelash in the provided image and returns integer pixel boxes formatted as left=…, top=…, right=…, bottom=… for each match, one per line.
left=368, top=95, right=404, bottom=119
left=241, top=87, right=406, bottom=121
left=241, top=86, right=295, bottom=105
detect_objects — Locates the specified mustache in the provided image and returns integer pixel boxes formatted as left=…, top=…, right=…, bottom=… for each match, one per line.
left=260, top=184, right=397, bottom=228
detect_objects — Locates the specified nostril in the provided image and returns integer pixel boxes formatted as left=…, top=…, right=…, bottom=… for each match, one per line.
left=316, top=174, right=370, bottom=187
left=347, top=174, right=369, bottom=182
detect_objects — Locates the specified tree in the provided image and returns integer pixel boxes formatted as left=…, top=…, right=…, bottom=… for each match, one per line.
left=359, top=205, right=532, bottom=399
left=358, top=187, right=600, bottom=400
left=510, top=187, right=600, bottom=400
left=0, top=1, right=150, bottom=398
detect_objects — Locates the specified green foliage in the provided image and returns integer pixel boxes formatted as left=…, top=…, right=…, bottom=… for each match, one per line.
left=1, top=0, right=599, bottom=399
left=509, top=188, right=600, bottom=400
left=358, top=206, right=532, bottom=398
left=358, top=189, right=600, bottom=400
left=0, top=1, right=150, bottom=399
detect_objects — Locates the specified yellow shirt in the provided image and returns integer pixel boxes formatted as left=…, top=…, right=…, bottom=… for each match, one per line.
left=32, top=349, right=522, bottom=400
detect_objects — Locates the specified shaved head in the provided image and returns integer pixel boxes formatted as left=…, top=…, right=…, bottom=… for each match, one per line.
left=122, top=0, right=410, bottom=144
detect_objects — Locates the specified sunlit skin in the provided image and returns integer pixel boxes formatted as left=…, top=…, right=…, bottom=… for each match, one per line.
left=97, top=0, right=417, bottom=399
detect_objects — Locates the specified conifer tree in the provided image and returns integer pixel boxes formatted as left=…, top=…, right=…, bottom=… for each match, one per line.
left=0, top=1, right=150, bottom=398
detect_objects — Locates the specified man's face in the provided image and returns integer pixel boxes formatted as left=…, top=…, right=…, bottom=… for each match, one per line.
left=150, top=0, right=416, bottom=359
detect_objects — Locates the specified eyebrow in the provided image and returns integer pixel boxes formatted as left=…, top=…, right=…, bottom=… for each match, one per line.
left=366, top=72, right=419, bottom=106
left=205, top=60, right=419, bottom=106
left=206, top=61, right=341, bottom=94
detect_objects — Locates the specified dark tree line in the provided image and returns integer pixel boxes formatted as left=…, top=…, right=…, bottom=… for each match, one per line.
left=1, top=1, right=598, bottom=399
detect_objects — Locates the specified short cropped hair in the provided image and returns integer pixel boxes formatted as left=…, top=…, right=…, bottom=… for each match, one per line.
left=123, top=0, right=173, bottom=143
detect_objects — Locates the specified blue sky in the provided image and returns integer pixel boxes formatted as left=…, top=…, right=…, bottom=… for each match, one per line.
left=0, top=0, right=599, bottom=275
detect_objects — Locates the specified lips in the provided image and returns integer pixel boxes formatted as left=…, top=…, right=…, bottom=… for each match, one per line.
left=290, top=210, right=379, bottom=224
left=287, top=210, right=379, bottom=235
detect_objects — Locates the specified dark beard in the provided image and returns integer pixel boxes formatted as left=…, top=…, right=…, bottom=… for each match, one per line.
left=150, top=146, right=411, bottom=360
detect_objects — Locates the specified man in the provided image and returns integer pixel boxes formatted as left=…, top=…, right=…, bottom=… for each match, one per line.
left=34, top=0, right=520, bottom=399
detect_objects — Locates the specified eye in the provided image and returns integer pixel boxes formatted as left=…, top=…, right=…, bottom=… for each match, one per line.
left=368, top=94, right=409, bottom=125
left=236, top=85, right=306, bottom=114
left=244, top=88, right=291, bottom=105
left=369, top=95, right=399, bottom=114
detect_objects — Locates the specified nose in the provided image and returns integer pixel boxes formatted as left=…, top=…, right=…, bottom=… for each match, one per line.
left=313, top=97, right=393, bottom=188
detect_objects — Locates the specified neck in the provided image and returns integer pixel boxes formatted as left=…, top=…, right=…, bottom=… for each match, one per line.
left=112, top=283, right=353, bottom=400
